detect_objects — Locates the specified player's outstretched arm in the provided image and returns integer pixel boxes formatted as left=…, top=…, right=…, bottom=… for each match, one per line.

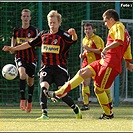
left=2, top=42, right=31, bottom=53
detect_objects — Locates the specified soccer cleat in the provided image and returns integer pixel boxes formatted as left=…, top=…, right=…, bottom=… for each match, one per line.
left=110, top=112, right=114, bottom=118
left=20, top=100, right=26, bottom=111
left=25, top=102, right=32, bottom=113
left=75, top=104, right=82, bottom=119
left=43, top=90, right=59, bottom=102
left=99, top=112, right=114, bottom=120
left=36, top=114, right=49, bottom=120
left=80, top=104, right=90, bottom=111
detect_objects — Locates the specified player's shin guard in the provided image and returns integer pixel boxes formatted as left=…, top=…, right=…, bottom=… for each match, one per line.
left=28, top=85, right=34, bottom=103
left=20, top=79, right=26, bottom=100
left=61, top=95, right=78, bottom=113
left=105, top=88, right=113, bottom=109
left=105, top=88, right=112, bottom=103
left=40, top=88, right=48, bottom=115
left=55, top=73, right=84, bottom=97
left=95, top=90, right=111, bottom=115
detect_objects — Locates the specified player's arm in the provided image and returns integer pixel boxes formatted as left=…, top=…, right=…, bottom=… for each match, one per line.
left=123, top=44, right=133, bottom=72
left=11, top=37, right=16, bottom=47
left=10, top=37, right=16, bottom=54
left=84, top=37, right=104, bottom=54
left=2, top=42, right=31, bottom=53
left=84, top=45, right=102, bottom=54
left=125, top=61, right=133, bottom=72
left=3, top=31, right=43, bottom=53
left=101, top=41, right=122, bottom=58
left=79, top=50, right=87, bottom=58
left=67, top=28, right=77, bottom=41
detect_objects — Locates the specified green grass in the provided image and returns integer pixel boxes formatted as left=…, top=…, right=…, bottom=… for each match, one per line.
left=0, top=102, right=133, bottom=132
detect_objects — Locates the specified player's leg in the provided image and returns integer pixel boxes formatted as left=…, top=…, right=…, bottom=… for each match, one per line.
left=36, top=85, right=49, bottom=120
left=15, top=59, right=27, bottom=111
left=81, top=78, right=91, bottom=111
left=36, top=66, right=51, bottom=120
left=94, top=66, right=118, bottom=119
left=94, top=87, right=113, bottom=119
left=55, top=65, right=82, bottom=119
left=54, top=66, right=93, bottom=98
left=25, top=62, right=37, bottom=113
left=61, top=94, right=82, bottom=119
left=19, top=68, right=26, bottom=110
left=105, top=88, right=113, bottom=109
left=25, top=76, right=34, bottom=113
left=36, top=86, right=49, bottom=120
left=44, top=65, right=94, bottom=101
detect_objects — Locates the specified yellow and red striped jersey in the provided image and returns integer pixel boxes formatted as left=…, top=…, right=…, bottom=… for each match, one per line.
left=82, top=33, right=104, bottom=64
left=100, top=22, right=132, bottom=73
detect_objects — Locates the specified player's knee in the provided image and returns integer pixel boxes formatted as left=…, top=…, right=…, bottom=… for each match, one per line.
left=27, top=79, right=34, bottom=86
left=94, top=87, right=104, bottom=94
left=27, top=82, right=34, bottom=87
left=83, top=81, right=89, bottom=86
left=19, top=72, right=26, bottom=79
left=79, top=67, right=92, bottom=79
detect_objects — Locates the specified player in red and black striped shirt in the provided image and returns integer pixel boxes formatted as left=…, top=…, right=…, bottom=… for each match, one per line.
left=13, top=26, right=38, bottom=63
left=30, top=29, right=75, bottom=66
left=11, top=9, right=39, bottom=113
left=3, top=10, right=82, bottom=119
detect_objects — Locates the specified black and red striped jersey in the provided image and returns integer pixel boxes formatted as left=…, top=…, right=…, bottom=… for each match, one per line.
left=28, top=29, right=77, bottom=66
left=12, top=25, right=40, bottom=63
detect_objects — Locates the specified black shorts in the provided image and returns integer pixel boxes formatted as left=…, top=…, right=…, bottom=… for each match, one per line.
left=15, top=57, right=37, bottom=78
left=39, top=65, right=70, bottom=87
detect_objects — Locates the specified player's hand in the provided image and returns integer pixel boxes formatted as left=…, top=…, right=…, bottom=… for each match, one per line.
left=2, top=46, right=15, bottom=53
left=101, top=48, right=107, bottom=59
left=126, top=62, right=133, bottom=72
left=2, top=46, right=11, bottom=51
left=68, top=28, right=76, bottom=35
left=83, top=45, right=91, bottom=52
left=79, top=50, right=87, bottom=58
left=79, top=53, right=83, bottom=58
left=68, top=28, right=77, bottom=41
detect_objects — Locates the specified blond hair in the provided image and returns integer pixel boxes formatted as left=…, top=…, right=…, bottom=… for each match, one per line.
left=47, top=10, right=62, bottom=23
left=21, top=9, right=31, bottom=15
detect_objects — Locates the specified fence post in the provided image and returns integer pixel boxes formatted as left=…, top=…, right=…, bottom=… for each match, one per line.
left=114, top=2, right=120, bottom=107
left=37, top=2, right=42, bottom=102
left=86, top=2, right=90, bottom=20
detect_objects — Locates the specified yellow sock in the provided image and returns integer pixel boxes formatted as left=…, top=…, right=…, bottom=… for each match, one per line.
left=55, top=73, right=84, bottom=97
left=105, top=88, right=112, bottom=103
left=82, top=86, right=90, bottom=105
left=95, top=91, right=111, bottom=115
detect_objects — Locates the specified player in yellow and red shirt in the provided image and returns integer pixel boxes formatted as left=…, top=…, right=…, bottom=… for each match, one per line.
left=79, top=23, right=104, bottom=111
left=43, top=9, right=133, bottom=119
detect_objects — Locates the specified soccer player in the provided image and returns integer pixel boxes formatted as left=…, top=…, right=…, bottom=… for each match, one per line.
left=10, top=9, right=40, bottom=113
left=79, top=23, right=104, bottom=111
left=2, top=10, right=82, bottom=120
left=43, top=9, right=133, bottom=119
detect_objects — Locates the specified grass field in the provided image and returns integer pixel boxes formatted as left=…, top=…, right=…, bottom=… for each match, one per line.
left=0, top=102, right=133, bottom=132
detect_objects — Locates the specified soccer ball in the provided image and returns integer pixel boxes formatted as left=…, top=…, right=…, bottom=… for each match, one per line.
left=2, top=64, right=18, bottom=80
